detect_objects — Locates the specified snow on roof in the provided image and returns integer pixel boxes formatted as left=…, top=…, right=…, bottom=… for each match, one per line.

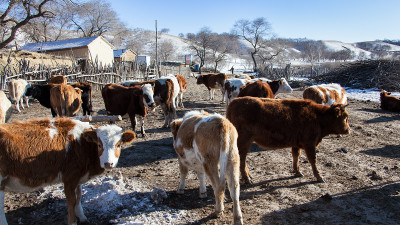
left=21, top=36, right=99, bottom=52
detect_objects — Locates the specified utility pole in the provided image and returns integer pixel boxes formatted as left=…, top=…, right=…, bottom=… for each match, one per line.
left=155, top=20, right=159, bottom=78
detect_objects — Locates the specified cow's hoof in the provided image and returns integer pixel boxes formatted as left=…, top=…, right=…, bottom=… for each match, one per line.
left=294, top=172, right=304, bottom=177
left=211, top=211, right=223, bottom=218
left=199, top=192, right=207, bottom=198
left=317, top=178, right=325, bottom=183
left=177, top=189, right=184, bottom=194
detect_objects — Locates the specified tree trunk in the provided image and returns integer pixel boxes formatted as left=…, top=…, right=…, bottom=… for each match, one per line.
left=251, top=51, right=258, bottom=72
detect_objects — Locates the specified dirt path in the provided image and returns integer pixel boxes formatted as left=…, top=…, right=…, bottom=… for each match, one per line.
left=4, top=77, right=400, bottom=224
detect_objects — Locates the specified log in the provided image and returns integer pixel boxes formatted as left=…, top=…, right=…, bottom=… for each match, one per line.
left=73, top=115, right=122, bottom=122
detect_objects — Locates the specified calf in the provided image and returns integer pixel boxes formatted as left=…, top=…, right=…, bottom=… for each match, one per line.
left=303, top=83, right=347, bottom=105
left=226, top=97, right=350, bottom=184
left=7, top=79, right=30, bottom=112
left=102, top=83, right=155, bottom=136
left=175, top=74, right=187, bottom=108
left=196, top=73, right=227, bottom=102
left=25, top=84, right=57, bottom=117
left=0, top=91, right=12, bottom=124
left=154, top=76, right=179, bottom=128
left=380, top=90, right=400, bottom=112
left=50, top=84, right=82, bottom=117
left=70, top=82, right=93, bottom=116
left=48, top=75, right=67, bottom=84
left=224, top=78, right=249, bottom=105
left=0, top=117, right=135, bottom=225
left=171, top=111, right=243, bottom=225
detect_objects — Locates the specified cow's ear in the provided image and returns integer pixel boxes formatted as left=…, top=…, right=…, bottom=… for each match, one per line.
left=82, top=129, right=98, bottom=143
left=170, top=119, right=182, bottom=137
left=121, top=130, right=135, bottom=144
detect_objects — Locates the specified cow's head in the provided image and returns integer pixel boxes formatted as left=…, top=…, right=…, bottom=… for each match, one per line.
left=83, top=125, right=135, bottom=170
left=381, top=90, right=391, bottom=97
left=142, top=83, right=155, bottom=109
left=196, top=75, right=204, bottom=84
left=276, top=78, right=293, bottom=95
left=329, top=104, right=350, bottom=135
left=170, top=119, right=183, bottom=141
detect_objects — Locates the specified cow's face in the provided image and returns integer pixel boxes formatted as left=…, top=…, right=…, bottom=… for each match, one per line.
left=331, top=104, right=350, bottom=135
left=84, top=125, right=135, bottom=170
left=196, top=75, right=204, bottom=84
left=142, top=84, right=155, bottom=109
left=170, top=119, right=183, bottom=141
left=276, top=78, right=293, bottom=94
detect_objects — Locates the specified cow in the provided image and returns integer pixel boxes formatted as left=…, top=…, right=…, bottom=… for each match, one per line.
left=7, top=79, right=30, bottom=112
left=50, top=84, right=82, bottom=117
left=102, top=83, right=155, bottom=136
left=0, top=117, right=135, bottom=225
left=25, top=84, right=57, bottom=117
left=380, top=90, right=400, bottom=112
left=154, top=76, right=180, bottom=128
left=303, top=83, right=347, bottom=105
left=171, top=110, right=243, bottom=225
left=196, top=73, right=227, bottom=102
left=48, top=75, right=67, bottom=84
left=175, top=74, right=187, bottom=108
left=234, top=74, right=252, bottom=79
left=224, top=78, right=249, bottom=105
left=0, top=91, right=12, bottom=124
left=266, top=78, right=293, bottom=96
left=70, top=82, right=93, bottom=116
left=238, top=80, right=274, bottom=98
left=226, top=97, right=350, bottom=184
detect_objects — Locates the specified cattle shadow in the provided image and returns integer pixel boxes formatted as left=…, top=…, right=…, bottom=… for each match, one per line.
left=361, top=144, right=400, bottom=159
left=183, top=101, right=225, bottom=110
left=260, top=181, right=400, bottom=224
left=118, top=137, right=176, bottom=168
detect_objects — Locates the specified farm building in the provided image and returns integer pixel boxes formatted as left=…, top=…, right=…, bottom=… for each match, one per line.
left=114, top=49, right=136, bottom=62
left=21, top=36, right=114, bottom=66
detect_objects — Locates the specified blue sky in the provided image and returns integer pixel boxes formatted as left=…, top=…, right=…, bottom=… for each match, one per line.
left=109, top=0, right=400, bottom=43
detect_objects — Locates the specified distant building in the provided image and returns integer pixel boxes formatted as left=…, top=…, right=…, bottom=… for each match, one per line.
left=113, top=49, right=136, bottom=62
left=21, top=36, right=114, bottom=66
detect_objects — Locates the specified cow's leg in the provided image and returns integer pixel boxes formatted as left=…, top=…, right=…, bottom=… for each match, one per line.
left=220, top=86, right=225, bottom=103
left=19, top=98, right=24, bottom=109
left=226, top=158, right=243, bottom=225
left=15, top=99, right=21, bottom=112
left=304, top=146, right=324, bottom=182
left=24, top=96, right=29, bottom=108
left=128, top=113, right=137, bottom=134
left=177, top=160, right=188, bottom=194
left=292, top=147, right=303, bottom=177
left=74, top=185, right=87, bottom=223
left=204, top=162, right=225, bottom=217
left=161, top=103, right=169, bottom=128
left=137, top=116, right=146, bottom=137
left=238, top=135, right=253, bottom=184
left=197, top=171, right=207, bottom=198
left=209, top=89, right=214, bottom=100
left=51, top=108, right=57, bottom=117
left=64, top=183, right=78, bottom=225
left=0, top=191, right=7, bottom=225
left=178, top=93, right=184, bottom=108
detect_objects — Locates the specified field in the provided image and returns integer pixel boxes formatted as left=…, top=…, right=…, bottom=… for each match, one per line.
left=3, top=76, right=400, bottom=224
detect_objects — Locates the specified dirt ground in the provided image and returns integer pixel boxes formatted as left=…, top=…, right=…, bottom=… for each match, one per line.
left=4, top=76, right=400, bottom=225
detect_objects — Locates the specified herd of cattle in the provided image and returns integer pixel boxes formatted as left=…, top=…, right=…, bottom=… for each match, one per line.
left=0, top=72, right=399, bottom=225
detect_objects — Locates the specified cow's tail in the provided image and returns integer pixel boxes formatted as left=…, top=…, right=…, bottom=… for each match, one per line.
left=219, top=123, right=229, bottom=189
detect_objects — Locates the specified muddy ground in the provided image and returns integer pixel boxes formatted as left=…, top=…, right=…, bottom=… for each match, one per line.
left=4, top=76, right=400, bottom=224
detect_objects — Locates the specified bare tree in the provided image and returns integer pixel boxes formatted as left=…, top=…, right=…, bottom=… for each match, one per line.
left=209, top=33, right=231, bottom=72
left=158, top=40, right=175, bottom=62
left=186, top=27, right=213, bottom=73
left=232, top=17, right=273, bottom=72
left=0, top=0, right=53, bottom=49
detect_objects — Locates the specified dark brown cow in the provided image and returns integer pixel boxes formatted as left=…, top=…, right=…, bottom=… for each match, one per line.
left=102, top=83, right=155, bottom=136
left=0, top=117, right=135, bottom=225
left=226, top=97, right=350, bottom=184
left=70, top=82, right=93, bottom=116
left=154, top=78, right=176, bottom=128
left=196, top=73, right=227, bottom=102
left=48, top=75, right=67, bottom=84
left=380, top=90, right=400, bottom=112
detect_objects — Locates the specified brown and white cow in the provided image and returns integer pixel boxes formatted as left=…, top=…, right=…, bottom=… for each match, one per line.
left=196, top=73, right=227, bottom=102
left=224, top=78, right=249, bottom=105
left=0, top=117, right=135, bottom=225
left=226, top=97, right=350, bottom=184
left=154, top=76, right=180, bottom=128
left=234, top=74, right=252, bottom=79
left=380, top=90, right=400, bottom=112
left=102, top=83, right=155, bottom=136
left=50, top=84, right=82, bottom=117
left=7, top=79, right=30, bottom=112
left=175, top=74, right=187, bottom=108
left=48, top=75, right=67, bottom=84
left=303, top=83, right=347, bottom=105
left=171, top=110, right=243, bottom=225
left=0, top=91, right=12, bottom=124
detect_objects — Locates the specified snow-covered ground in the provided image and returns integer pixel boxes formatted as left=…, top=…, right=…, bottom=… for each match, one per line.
left=345, top=88, right=400, bottom=102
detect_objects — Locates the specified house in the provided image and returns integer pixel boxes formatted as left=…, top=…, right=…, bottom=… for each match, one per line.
left=21, top=36, right=114, bottom=66
left=114, top=49, right=136, bottom=62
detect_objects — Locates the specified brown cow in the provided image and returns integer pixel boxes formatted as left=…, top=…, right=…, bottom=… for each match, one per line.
left=50, top=84, right=82, bottom=117
left=238, top=80, right=274, bottom=98
left=303, top=83, right=347, bottom=105
left=154, top=77, right=178, bottom=128
left=70, top=82, right=93, bottom=116
left=48, top=75, right=67, bottom=84
left=175, top=74, right=187, bottom=108
left=0, top=117, right=135, bottom=225
left=171, top=111, right=243, bottom=225
left=380, top=90, right=400, bottom=112
left=196, top=73, right=227, bottom=102
left=226, top=97, right=350, bottom=184
left=102, top=83, right=155, bottom=136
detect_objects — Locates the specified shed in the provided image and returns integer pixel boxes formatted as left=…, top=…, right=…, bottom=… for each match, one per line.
left=21, top=36, right=114, bottom=66
left=114, top=49, right=136, bottom=62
